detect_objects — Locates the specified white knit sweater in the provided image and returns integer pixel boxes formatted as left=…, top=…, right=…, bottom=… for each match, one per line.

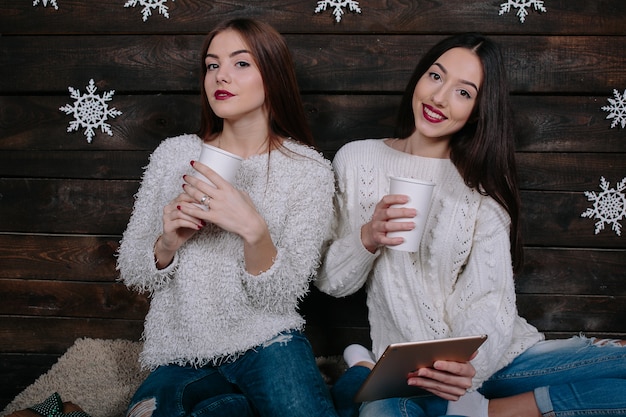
left=117, top=134, right=335, bottom=369
left=316, top=139, right=544, bottom=388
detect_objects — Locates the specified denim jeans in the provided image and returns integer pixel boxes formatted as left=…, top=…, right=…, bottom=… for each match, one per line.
left=332, top=336, right=626, bottom=417
left=331, top=365, right=447, bottom=417
left=127, top=329, right=338, bottom=417
left=480, top=336, right=626, bottom=416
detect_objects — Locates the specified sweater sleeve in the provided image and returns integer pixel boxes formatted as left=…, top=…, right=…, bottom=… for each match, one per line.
left=445, top=197, right=520, bottom=388
left=240, top=153, right=336, bottom=314
left=315, top=145, right=379, bottom=297
left=116, top=138, right=189, bottom=293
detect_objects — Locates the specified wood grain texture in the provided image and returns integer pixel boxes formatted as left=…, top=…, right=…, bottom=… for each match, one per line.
left=1, top=0, right=625, bottom=410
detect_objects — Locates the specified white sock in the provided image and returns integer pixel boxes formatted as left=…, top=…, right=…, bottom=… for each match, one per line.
left=343, top=344, right=375, bottom=367
left=446, top=390, right=489, bottom=417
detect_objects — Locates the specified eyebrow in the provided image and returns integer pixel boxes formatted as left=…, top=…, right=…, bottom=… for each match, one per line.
left=434, top=62, right=479, bottom=93
left=205, top=49, right=251, bottom=59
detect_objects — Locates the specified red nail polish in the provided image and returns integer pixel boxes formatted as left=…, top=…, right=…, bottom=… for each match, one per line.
left=190, top=160, right=195, bottom=166
left=177, top=205, right=181, bottom=210
left=197, top=224, right=202, bottom=230
left=182, top=174, right=187, bottom=180
left=201, top=220, right=207, bottom=226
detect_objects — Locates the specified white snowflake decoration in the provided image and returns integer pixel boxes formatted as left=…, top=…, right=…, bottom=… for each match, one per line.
left=124, top=0, right=174, bottom=22
left=315, top=0, right=361, bottom=23
left=601, top=89, right=626, bottom=129
left=581, top=177, right=626, bottom=236
left=33, top=0, right=58, bottom=9
left=499, top=0, right=546, bottom=23
left=59, top=79, right=122, bottom=144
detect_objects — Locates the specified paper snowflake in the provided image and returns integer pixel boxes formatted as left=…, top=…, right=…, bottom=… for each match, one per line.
left=59, top=79, right=122, bottom=144
left=601, top=89, right=626, bottom=129
left=581, top=177, right=626, bottom=236
left=33, top=0, right=58, bottom=9
left=499, top=0, right=546, bottom=23
left=124, top=0, right=174, bottom=22
left=315, top=0, right=361, bottom=22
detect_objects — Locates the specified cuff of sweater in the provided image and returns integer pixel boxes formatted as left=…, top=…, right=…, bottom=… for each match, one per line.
left=351, top=229, right=381, bottom=261
left=154, top=250, right=179, bottom=276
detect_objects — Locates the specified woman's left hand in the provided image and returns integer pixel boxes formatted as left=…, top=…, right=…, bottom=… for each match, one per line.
left=182, top=161, right=266, bottom=242
left=406, top=357, right=476, bottom=401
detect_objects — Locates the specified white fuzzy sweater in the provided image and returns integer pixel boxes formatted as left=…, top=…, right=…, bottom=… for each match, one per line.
left=117, top=134, right=335, bottom=369
left=316, top=139, right=544, bottom=389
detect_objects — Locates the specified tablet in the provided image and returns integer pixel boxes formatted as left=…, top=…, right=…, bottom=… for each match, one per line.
left=353, top=334, right=488, bottom=402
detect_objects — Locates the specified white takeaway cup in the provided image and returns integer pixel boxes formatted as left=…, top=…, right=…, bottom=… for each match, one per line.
left=386, top=176, right=435, bottom=252
left=193, top=143, right=243, bottom=187
left=192, top=144, right=243, bottom=209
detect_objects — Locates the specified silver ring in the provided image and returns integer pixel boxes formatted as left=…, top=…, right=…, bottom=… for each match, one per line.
left=200, top=195, right=210, bottom=206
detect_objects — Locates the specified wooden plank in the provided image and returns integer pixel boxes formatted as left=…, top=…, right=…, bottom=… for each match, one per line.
left=521, top=190, right=626, bottom=248
left=1, top=294, right=622, bottom=354
left=0, top=150, right=150, bottom=180
left=2, top=35, right=625, bottom=94
left=0, top=280, right=149, bottom=319
left=1, top=180, right=624, bottom=248
left=513, top=96, right=626, bottom=153
left=517, top=294, right=626, bottom=334
left=1, top=149, right=623, bottom=191
left=517, top=248, right=626, bottom=296
left=0, top=353, right=60, bottom=411
left=0, top=316, right=143, bottom=354
left=0, top=235, right=120, bottom=281
left=1, top=0, right=624, bottom=35
left=2, top=234, right=623, bottom=297
left=516, top=153, right=626, bottom=191
left=0, top=95, right=201, bottom=151
left=0, top=179, right=137, bottom=235
left=2, top=95, right=625, bottom=155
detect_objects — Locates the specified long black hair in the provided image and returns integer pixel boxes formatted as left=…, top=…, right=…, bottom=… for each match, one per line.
left=395, top=33, right=523, bottom=272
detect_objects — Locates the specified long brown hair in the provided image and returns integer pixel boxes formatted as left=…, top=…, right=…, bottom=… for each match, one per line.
left=395, top=34, right=523, bottom=272
left=197, top=18, right=315, bottom=150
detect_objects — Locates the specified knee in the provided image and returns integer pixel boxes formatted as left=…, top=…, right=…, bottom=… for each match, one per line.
left=127, top=398, right=157, bottom=417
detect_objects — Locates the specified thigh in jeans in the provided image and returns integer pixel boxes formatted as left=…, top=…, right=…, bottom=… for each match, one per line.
left=127, top=364, right=242, bottom=417
left=481, top=336, right=626, bottom=399
left=223, top=330, right=338, bottom=417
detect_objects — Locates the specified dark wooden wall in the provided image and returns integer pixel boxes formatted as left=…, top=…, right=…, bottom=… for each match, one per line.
left=1, top=0, right=625, bottom=409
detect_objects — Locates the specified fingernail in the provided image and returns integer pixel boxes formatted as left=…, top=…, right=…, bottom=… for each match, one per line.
left=182, top=174, right=187, bottom=180
left=200, top=220, right=207, bottom=226
left=190, top=160, right=195, bottom=166
left=177, top=205, right=181, bottom=210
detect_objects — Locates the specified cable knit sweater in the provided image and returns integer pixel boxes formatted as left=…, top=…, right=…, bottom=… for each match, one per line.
left=117, top=134, right=335, bottom=369
left=316, top=139, right=544, bottom=389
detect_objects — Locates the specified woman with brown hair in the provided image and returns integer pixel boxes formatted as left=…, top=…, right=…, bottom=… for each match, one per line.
left=118, top=18, right=338, bottom=417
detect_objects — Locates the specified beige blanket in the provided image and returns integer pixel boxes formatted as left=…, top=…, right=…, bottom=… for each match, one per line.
left=2, top=338, right=345, bottom=417
left=1, top=338, right=147, bottom=417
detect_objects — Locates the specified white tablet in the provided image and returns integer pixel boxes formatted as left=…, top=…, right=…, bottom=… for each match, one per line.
left=354, top=335, right=488, bottom=402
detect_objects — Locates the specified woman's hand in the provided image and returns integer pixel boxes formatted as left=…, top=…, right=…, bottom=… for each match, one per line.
left=406, top=355, right=477, bottom=401
left=156, top=188, right=206, bottom=269
left=182, top=161, right=264, bottom=239
left=360, top=194, right=417, bottom=253
left=182, top=160, right=277, bottom=275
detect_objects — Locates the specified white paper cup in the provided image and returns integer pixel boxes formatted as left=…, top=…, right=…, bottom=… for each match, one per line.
left=386, top=176, right=435, bottom=252
left=192, top=144, right=243, bottom=210
left=193, top=143, right=243, bottom=187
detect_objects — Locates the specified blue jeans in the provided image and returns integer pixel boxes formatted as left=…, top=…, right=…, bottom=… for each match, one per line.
left=332, top=336, right=626, bottom=417
left=480, top=336, right=626, bottom=416
left=331, top=365, right=447, bottom=417
left=127, top=330, right=338, bottom=417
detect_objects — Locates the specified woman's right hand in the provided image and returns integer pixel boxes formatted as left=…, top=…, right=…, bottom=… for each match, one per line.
left=360, top=194, right=417, bottom=253
left=155, top=191, right=205, bottom=268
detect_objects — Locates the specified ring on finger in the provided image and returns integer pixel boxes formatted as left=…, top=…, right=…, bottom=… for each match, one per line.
left=200, top=195, right=210, bottom=206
